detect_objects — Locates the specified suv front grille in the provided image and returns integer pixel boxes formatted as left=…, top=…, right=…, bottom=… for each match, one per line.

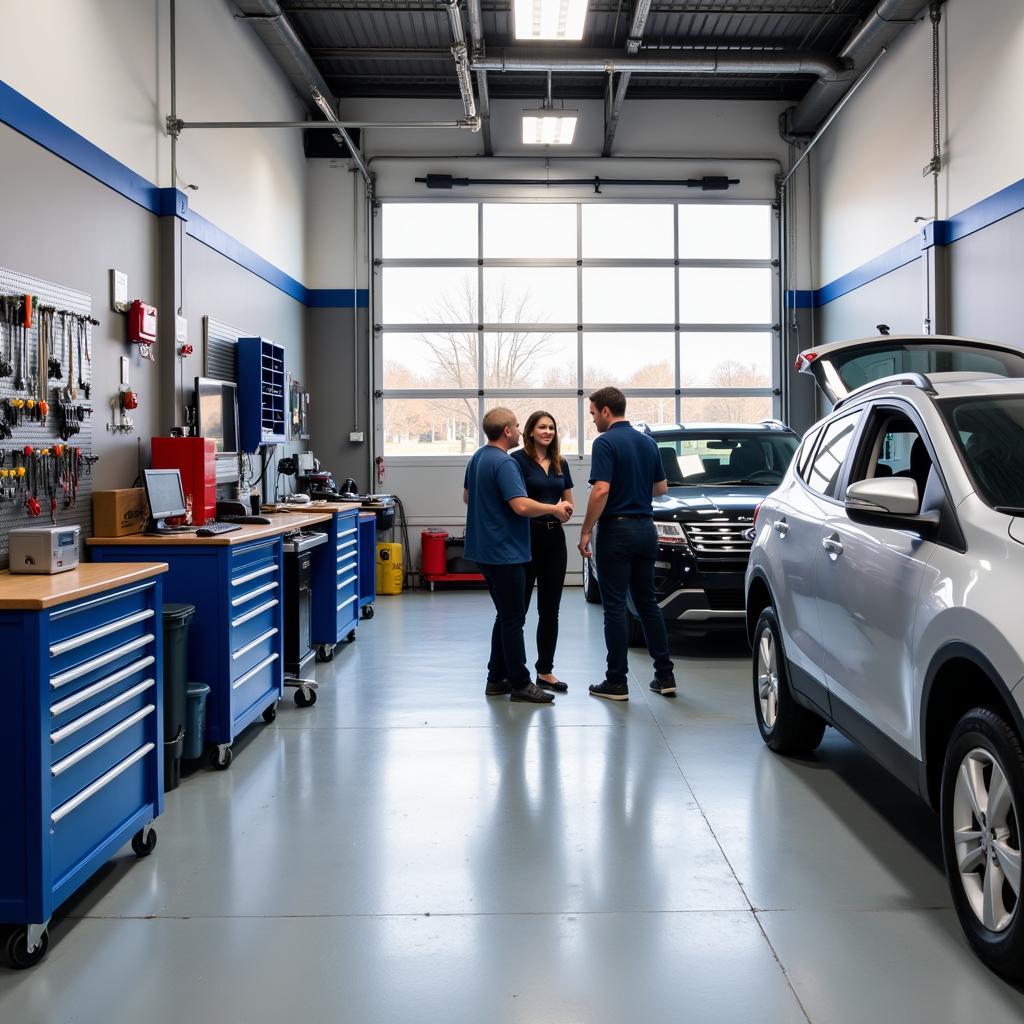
left=683, top=519, right=754, bottom=566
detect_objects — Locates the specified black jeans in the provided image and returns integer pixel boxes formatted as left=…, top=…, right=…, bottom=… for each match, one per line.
left=524, top=521, right=568, bottom=675
left=478, top=562, right=532, bottom=689
left=594, top=517, right=674, bottom=685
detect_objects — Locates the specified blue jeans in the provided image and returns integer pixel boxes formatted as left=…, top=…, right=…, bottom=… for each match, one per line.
left=595, top=518, right=674, bottom=685
left=478, top=562, right=532, bottom=689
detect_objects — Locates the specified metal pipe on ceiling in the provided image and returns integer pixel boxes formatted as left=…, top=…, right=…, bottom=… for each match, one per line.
left=787, top=0, right=931, bottom=133
left=446, top=0, right=480, bottom=127
left=604, top=0, right=655, bottom=156
left=466, top=0, right=493, bottom=155
left=472, top=48, right=846, bottom=77
left=176, top=120, right=479, bottom=129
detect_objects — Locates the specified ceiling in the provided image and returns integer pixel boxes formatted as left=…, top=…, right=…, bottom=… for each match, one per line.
left=279, top=0, right=882, bottom=102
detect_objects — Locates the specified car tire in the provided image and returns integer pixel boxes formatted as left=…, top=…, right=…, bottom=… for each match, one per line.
left=940, top=707, right=1024, bottom=980
left=582, top=556, right=601, bottom=604
left=752, top=606, right=825, bottom=755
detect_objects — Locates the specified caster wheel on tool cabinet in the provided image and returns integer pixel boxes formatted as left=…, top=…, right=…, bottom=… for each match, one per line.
left=316, top=644, right=335, bottom=663
left=209, top=746, right=233, bottom=771
left=262, top=703, right=278, bottom=724
left=346, top=630, right=357, bottom=643
left=4, top=927, right=49, bottom=970
left=295, top=688, right=317, bottom=708
left=361, top=605, right=375, bottom=620
left=131, top=827, right=157, bottom=858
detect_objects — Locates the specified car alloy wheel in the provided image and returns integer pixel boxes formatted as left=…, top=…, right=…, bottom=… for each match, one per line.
left=756, top=627, right=780, bottom=729
left=953, top=747, right=1022, bottom=933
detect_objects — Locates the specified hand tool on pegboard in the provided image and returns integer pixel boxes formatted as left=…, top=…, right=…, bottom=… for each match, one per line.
left=0, top=297, right=13, bottom=378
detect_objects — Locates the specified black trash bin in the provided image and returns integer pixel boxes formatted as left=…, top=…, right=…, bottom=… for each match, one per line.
left=162, top=603, right=195, bottom=791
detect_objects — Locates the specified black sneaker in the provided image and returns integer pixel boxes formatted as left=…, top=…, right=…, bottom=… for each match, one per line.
left=650, top=676, right=677, bottom=697
left=510, top=682, right=555, bottom=704
left=589, top=681, right=629, bottom=701
left=536, top=676, right=568, bottom=693
left=485, top=679, right=511, bottom=696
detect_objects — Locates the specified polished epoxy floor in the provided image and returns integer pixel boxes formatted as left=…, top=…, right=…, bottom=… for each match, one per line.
left=4, top=591, right=1024, bottom=1021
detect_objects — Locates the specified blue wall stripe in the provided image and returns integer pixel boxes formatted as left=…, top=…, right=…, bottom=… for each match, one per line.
left=306, top=289, right=369, bottom=308
left=946, top=177, right=1024, bottom=245
left=784, top=290, right=815, bottom=309
left=816, top=235, right=922, bottom=306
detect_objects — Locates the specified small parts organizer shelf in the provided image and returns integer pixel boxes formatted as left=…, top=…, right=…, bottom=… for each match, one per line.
left=0, top=563, right=167, bottom=969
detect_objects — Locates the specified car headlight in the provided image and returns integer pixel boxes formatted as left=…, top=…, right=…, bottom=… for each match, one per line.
left=655, top=521, right=690, bottom=547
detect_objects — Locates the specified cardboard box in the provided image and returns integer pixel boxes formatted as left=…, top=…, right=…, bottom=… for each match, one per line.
left=92, top=488, right=147, bottom=537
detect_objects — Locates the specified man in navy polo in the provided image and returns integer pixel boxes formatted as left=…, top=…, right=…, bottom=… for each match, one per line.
left=578, top=387, right=677, bottom=701
left=464, top=407, right=573, bottom=703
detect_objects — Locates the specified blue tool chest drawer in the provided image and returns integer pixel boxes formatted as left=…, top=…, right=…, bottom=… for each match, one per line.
left=0, top=570, right=165, bottom=968
left=311, top=508, right=360, bottom=653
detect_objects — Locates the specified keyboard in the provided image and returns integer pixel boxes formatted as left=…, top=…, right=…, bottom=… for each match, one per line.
left=217, top=515, right=272, bottom=525
left=195, top=521, right=243, bottom=537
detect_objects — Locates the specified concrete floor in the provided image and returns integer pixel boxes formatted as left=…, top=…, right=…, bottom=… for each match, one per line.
left=4, top=590, right=1024, bottom=1021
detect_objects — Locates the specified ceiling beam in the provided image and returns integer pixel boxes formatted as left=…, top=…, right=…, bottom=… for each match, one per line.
left=603, top=0, right=653, bottom=156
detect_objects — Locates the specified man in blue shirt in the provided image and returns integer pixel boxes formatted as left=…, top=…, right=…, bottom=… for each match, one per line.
left=578, top=387, right=677, bottom=701
left=464, top=407, right=573, bottom=703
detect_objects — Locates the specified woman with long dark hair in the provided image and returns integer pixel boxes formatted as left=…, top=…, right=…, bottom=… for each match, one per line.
left=511, top=411, right=574, bottom=691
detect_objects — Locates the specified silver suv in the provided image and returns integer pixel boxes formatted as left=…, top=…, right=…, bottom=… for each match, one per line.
left=746, top=334, right=1024, bottom=979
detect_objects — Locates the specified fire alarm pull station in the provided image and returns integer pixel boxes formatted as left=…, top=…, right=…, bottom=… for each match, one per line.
left=128, top=300, right=157, bottom=360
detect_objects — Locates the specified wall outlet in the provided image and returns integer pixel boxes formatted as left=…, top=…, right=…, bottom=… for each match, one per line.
left=349, top=431, right=364, bottom=443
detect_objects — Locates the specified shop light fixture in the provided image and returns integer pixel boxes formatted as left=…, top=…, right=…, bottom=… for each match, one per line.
left=513, top=0, right=588, bottom=41
left=521, top=109, right=578, bottom=145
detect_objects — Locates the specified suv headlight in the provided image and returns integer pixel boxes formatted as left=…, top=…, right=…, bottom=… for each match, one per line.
left=655, top=522, right=690, bottom=548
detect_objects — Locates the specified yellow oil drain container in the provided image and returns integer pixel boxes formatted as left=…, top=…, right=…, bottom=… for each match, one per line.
left=376, top=542, right=403, bottom=595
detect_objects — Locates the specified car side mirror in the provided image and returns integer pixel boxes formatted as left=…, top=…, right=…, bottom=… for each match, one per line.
left=845, top=477, right=941, bottom=535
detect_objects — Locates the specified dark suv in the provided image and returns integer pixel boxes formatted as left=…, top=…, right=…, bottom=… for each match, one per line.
left=583, top=421, right=800, bottom=644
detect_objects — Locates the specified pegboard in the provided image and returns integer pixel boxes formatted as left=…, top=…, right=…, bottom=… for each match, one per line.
left=203, top=315, right=251, bottom=383
left=0, top=265, right=95, bottom=569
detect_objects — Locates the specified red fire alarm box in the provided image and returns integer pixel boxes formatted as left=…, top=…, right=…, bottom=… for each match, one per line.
left=128, top=300, right=157, bottom=346
left=151, top=436, right=216, bottom=525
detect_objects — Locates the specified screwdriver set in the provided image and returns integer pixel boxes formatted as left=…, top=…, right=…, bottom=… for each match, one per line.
left=0, top=266, right=97, bottom=565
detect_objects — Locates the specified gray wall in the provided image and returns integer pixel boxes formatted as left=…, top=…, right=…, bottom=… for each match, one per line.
left=816, top=260, right=924, bottom=345
left=306, top=307, right=371, bottom=491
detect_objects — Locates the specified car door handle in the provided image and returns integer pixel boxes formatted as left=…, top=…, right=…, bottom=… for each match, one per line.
left=773, top=519, right=789, bottom=538
left=822, top=535, right=844, bottom=557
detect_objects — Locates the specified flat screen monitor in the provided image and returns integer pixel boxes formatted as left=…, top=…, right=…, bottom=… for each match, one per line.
left=143, top=469, right=188, bottom=533
left=194, top=377, right=239, bottom=456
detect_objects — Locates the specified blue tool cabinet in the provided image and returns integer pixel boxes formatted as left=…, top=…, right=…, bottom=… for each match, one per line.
left=0, top=568, right=165, bottom=969
left=358, top=512, right=376, bottom=620
left=91, top=537, right=284, bottom=770
left=310, top=507, right=360, bottom=661
left=237, top=336, right=288, bottom=451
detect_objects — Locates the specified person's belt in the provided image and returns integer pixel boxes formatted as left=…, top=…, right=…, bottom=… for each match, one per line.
left=532, top=519, right=563, bottom=530
left=601, top=514, right=652, bottom=521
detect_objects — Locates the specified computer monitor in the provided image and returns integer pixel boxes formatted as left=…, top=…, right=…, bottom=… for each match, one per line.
left=194, top=377, right=240, bottom=483
left=143, top=468, right=189, bottom=534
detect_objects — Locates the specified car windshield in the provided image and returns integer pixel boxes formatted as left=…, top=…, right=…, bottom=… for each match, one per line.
left=655, top=434, right=799, bottom=486
left=941, top=396, right=1024, bottom=514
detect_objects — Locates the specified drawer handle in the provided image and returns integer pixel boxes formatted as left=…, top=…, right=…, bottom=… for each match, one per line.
left=232, top=652, right=279, bottom=689
left=51, top=657, right=156, bottom=717
left=336, top=574, right=358, bottom=591
left=231, top=598, right=279, bottom=629
left=232, top=539, right=277, bottom=558
left=231, top=564, right=277, bottom=587
left=50, top=634, right=156, bottom=691
left=51, top=743, right=154, bottom=824
left=52, top=705, right=155, bottom=777
left=49, top=581, right=155, bottom=622
left=51, top=679, right=156, bottom=745
left=337, top=539, right=357, bottom=552
left=49, top=609, right=156, bottom=658
left=232, top=627, right=278, bottom=661
left=338, top=527, right=357, bottom=539
left=336, top=595, right=357, bottom=613
left=231, top=580, right=278, bottom=608
left=337, top=562, right=358, bottom=578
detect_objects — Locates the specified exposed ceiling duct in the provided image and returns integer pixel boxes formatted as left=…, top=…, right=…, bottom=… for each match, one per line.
left=446, top=0, right=480, bottom=130
left=465, top=0, right=493, bottom=155
left=786, top=0, right=932, bottom=134
left=603, top=0, right=655, bottom=157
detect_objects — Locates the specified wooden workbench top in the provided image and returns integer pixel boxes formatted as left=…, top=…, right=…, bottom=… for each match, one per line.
left=0, top=562, right=168, bottom=610
left=86, top=511, right=336, bottom=547
left=261, top=501, right=363, bottom=514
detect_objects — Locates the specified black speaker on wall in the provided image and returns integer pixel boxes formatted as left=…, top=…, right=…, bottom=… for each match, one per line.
left=303, top=127, right=361, bottom=159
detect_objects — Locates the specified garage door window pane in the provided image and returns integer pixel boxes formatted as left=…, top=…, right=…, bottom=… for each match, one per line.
left=485, top=399, right=580, bottom=455
left=678, top=268, right=772, bottom=324
left=583, top=333, right=674, bottom=389
left=484, top=204, right=577, bottom=258
left=382, top=268, right=478, bottom=325
left=581, top=205, right=674, bottom=258
left=384, top=332, right=480, bottom=389
left=680, top=395, right=773, bottom=424
left=584, top=395, right=675, bottom=451
left=382, top=204, right=478, bottom=258
left=677, top=205, right=772, bottom=260
left=680, top=332, right=772, bottom=388
left=382, top=398, right=479, bottom=455
left=483, top=267, right=577, bottom=324
left=485, top=332, right=577, bottom=389
left=583, top=268, right=674, bottom=324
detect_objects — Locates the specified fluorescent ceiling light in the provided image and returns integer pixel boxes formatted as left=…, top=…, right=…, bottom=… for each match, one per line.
left=514, top=0, right=588, bottom=41
left=522, top=110, right=578, bottom=145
